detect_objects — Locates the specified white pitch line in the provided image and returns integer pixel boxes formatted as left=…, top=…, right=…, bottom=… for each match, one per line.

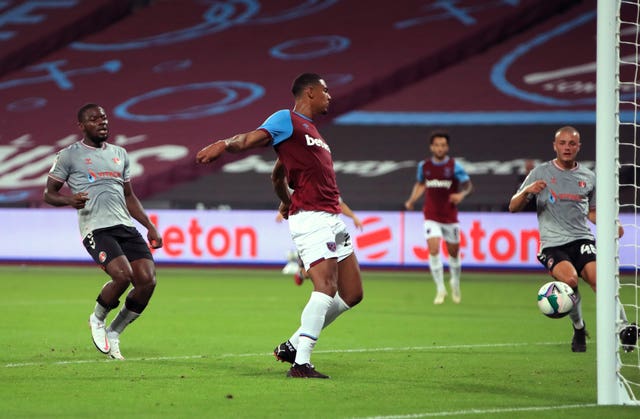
left=5, top=341, right=565, bottom=368
left=352, top=403, right=599, bottom=419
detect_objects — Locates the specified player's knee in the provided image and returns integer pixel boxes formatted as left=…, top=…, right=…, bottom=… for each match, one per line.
left=109, top=268, right=135, bottom=286
left=344, top=291, right=363, bottom=307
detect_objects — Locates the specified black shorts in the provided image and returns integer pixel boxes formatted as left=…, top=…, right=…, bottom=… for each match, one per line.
left=82, top=225, right=153, bottom=268
left=537, top=239, right=596, bottom=275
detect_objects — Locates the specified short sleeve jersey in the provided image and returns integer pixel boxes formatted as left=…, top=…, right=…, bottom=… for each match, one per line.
left=417, top=156, right=470, bottom=223
left=258, top=110, right=341, bottom=214
left=48, top=141, right=134, bottom=238
left=517, top=160, right=595, bottom=249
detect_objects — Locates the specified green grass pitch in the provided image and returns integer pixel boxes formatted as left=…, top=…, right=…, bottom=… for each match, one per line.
left=0, top=265, right=638, bottom=418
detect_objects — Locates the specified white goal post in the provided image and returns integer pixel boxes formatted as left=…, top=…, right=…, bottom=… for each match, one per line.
left=596, top=0, right=639, bottom=405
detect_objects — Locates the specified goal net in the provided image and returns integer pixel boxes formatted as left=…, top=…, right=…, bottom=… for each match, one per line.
left=596, top=0, right=640, bottom=405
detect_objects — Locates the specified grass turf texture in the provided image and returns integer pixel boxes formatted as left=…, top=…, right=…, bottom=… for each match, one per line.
left=0, top=265, right=638, bottom=418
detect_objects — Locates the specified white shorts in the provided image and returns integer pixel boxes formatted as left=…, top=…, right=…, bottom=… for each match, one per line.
left=424, top=220, right=460, bottom=244
left=288, top=211, right=354, bottom=271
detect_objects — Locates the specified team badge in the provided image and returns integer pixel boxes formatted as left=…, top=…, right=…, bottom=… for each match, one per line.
left=578, top=180, right=586, bottom=188
left=547, top=258, right=554, bottom=270
left=326, top=242, right=337, bottom=252
left=98, top=251, right=107, bottom=263
left=113, top=157, right=121, bottom=164
left=85, top=158, right=92, bottom=165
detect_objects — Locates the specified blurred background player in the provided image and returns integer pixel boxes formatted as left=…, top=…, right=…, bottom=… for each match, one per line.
left=404, top=130, right=472, bottom=304
left=196, top=73, right=364, bottom=378
left=44, top=103, right=163, bottom=360
left=509, top=125, right=637, bottom=352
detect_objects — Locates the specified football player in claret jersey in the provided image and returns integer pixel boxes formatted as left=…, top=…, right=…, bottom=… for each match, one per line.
left=404, top=130, right=472, bottom=305
left=196, top=73, right=364, bottom=378
left=44, top=104, right=163, bottom=360
left=509, top=125, right=638, bottom=353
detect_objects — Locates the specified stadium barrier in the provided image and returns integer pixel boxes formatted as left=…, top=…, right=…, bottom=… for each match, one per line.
left=1, top=208, right=633, bottom=270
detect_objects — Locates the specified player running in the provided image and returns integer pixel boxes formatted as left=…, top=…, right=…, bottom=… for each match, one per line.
left=404, top=130, right=472, bottom=304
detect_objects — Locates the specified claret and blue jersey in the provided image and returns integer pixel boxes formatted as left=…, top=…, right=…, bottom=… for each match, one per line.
left=258, top=109, right=341, bottom=215
left=417, top=156, right=470, bottom=223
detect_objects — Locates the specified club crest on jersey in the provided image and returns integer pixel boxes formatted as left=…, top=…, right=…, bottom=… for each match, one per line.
left=578, top=180, right=586, bottom=188
left=99, top=251, right=107, bottom=263
left=84, top=158, right=92, bottom=165
left=113, top=157, right=121, bottom=165
left=326, top=242, right=337, bottom=252
left=547, top=258, right=554, bottom=270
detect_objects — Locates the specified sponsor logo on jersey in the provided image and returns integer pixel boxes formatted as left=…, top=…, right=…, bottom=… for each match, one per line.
left=425, top=179, right=452, bottom=188
left=305, top=134, right=331, bottom=152
left=87, top=169, right=122, bottom=182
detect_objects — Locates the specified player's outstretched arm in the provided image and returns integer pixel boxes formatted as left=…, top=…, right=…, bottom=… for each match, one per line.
left=196, top=130, right=271, bottom=164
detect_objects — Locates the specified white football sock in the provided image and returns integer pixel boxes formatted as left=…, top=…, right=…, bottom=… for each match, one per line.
left=293, top=291, right=334, bottom=365
left=107, top=306, right=140, bottom=335
left=569, top=287, right=584, bottom=329
left=93, top=302, right=110, bottom=322
left=289, top=293, right=350, bottom=348
left=429, top=254, right=445, bottom=293
left=323, top=293, right=350, bottom=329
left=448, top=255, right=461, bottom=286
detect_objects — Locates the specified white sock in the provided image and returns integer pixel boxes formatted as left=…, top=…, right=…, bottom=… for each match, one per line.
left=293, top=291, right=334, bottom=365
left=569, top=287, right=584, bottom=329
left=323, top=293, right=350, bottom=329
left=289, top=293, right=351, bottom=348
left=449, top=255, right=461, bottom=286
left=93, top=302, right=109, bottom=322
left=107, top=306, right=140, bottom=335
left=429, top=254, right=445, bottom=293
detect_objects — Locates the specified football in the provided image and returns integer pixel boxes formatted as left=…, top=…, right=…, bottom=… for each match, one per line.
left=537, top=281, right=576, bottom=318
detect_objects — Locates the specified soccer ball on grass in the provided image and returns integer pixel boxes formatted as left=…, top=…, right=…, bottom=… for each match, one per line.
left=537, top=281, right=576, bottom=319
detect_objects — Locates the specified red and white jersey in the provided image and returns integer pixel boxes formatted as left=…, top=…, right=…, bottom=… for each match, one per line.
left=258, top=109, right=341, bottom=215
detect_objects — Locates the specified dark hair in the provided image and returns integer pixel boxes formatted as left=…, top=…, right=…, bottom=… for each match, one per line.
left=429, top=129, right=450, bottom=145
left=291, top=73, right=323, bottom=97
left=77, top=103, right=101, bottom=122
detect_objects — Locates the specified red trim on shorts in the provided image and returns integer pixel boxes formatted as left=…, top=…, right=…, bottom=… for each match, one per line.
left=309, top=258, right=325, bottom=268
